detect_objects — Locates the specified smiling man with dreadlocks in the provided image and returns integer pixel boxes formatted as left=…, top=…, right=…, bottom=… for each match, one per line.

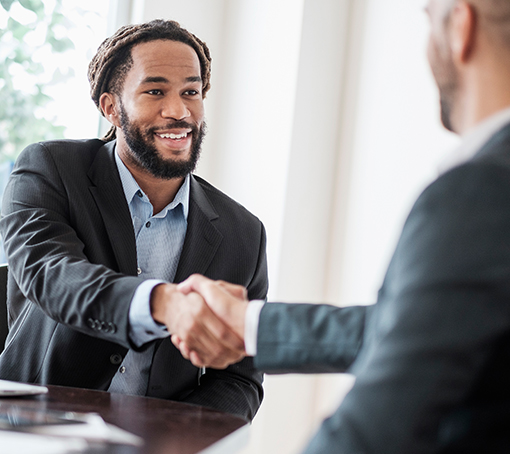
left=0, top=19, right=267, bottom=420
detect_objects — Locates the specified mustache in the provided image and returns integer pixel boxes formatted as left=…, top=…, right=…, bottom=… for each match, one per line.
left=149, top=120, right=199, bottom=134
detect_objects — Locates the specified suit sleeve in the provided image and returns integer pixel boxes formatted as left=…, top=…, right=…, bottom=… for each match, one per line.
left=180, top=220, right=268, bottom=420
left=0, top=143, right=140, bottom=348
left=303, top=162, right=510, bottom=453
left=255, top=303, right=369, bottom=374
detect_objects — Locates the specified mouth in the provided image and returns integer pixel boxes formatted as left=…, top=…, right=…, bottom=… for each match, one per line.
left=154, top=128, right=193, bottom=150
left=156, top=131, right=189, bottom=140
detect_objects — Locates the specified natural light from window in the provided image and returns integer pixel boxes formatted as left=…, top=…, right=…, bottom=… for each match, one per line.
left=0, top=0, right=109, bottom=163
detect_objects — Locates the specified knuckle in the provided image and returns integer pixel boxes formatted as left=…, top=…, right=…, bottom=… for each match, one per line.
left=217, top=327, right=230, bottom=343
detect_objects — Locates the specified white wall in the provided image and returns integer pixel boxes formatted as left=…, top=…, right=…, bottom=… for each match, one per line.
left=114, top=1, right=461, bottom=452
left=328, top=0, right=460, bottom=311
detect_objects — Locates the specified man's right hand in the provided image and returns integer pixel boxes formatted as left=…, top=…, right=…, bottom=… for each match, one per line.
left=170, top=275, right=250, bottom=367
left=150, top=283, right=245, bottom=369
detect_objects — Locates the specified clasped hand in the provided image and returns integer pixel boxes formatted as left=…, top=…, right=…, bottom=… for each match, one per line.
left=150, top=275, right=249, bottom=369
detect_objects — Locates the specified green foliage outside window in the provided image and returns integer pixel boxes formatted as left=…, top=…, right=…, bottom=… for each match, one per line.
left=0, top=0, right=75, bottom=163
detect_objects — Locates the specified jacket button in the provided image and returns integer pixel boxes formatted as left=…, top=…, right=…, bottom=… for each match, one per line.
left=110, top=354, right=122, bottom=365
left=108, top=322, right=117, bottom=334
left=88, top=318, right=96, bottom=329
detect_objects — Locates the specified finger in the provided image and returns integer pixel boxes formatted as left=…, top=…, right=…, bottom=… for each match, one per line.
left=171, top=334, right=182, bottom=348
left=188, top=350, right=206, bottom=368
left=185, top=311, right=245, bottom=356
left=217, top=281, right=248, bottom=300
left=177, top=293, right=245, bottom=360
left=186, top=283, right=247, bottom=340
left=188, top=348, right=244, bottom=370
left=172, top=335, right=192, bottom=360
left=168, top=290, right=246, bottom=367
left=172, top=335, right=189, bottom=360
left=177, top=274, right=212, bottom=294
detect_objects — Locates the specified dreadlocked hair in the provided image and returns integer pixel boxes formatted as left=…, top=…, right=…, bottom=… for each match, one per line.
left=88, top=19, right=212, bottom=142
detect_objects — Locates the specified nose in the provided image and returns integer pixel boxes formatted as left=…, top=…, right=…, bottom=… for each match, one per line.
left=161, top=94, right=190, bottom=121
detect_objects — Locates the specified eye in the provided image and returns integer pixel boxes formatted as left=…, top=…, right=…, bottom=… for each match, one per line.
left=184, top=89, right=200, bottom=96
left=147, top=89, right=163, bottom=95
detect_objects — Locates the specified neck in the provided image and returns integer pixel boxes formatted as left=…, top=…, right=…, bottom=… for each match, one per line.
left=455, top=52, right=510, bottom=133
left=127, top=165, right=185, bottom=214
left=115, top=134, right=188, bottom=213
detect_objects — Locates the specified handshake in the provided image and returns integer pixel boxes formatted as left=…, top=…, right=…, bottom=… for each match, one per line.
left=150, top=274, right=250, bottom=369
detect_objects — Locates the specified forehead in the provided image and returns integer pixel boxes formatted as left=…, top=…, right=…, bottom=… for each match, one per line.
left=128, top=39, right=201, bottom=81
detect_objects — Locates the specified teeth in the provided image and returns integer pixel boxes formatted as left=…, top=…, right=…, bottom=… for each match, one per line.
left=158, top=132, right=188, bottom=139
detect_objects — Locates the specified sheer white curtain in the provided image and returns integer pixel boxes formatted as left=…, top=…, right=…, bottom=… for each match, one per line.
left=112, top=1, right=459, bottom=452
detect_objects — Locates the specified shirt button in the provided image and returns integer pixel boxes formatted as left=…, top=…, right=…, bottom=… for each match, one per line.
left=119, top=366, right=126, bottom=374
left=137, top=267, right=142, bottom=275
left=110, top=354, right=122, bottom=365
left=137, top=191, right=143, bottom=198
left=145, top=221, right=151, bottom=228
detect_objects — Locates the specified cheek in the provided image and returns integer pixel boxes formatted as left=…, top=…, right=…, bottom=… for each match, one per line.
left=191, top=100, right=205, bottom=123
left=427, top=34, right=445, bottom=77
left=123, top=101, right=153, bottom=126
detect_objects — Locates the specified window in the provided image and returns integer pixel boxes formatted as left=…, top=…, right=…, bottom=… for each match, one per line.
left=0, top=0, right=109, bottom=262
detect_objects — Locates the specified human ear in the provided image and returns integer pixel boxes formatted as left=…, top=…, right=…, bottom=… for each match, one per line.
left=99, top=92, right=121, bottom=127
left=449, top=0, right=476, bottom=63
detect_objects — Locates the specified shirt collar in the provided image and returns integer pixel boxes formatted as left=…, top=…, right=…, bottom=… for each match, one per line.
left=114, top=149, right=190, bottom=220
left=439, top=106, right=510, bottom=174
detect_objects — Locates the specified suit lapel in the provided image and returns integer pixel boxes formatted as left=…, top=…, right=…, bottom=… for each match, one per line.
left=87, top=141, right=137, bottom=276
left=173, top=176, right=223, bottom=283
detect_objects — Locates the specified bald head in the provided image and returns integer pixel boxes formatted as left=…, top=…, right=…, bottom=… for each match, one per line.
left=471, top=0, right=510, bottom=48
left=427, top=0, right=510, bottom=133
left=432, top=0, right=510, bottom=44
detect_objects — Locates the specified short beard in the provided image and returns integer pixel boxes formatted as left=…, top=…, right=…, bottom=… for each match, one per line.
left=429, top=29, right=459, bottom=133
left=439, top=92, right=456, bottom=133
left=118, top=101, right=205, bottom=180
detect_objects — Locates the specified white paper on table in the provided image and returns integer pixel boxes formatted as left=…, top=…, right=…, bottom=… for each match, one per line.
left=0, top=379, right=48, bottom=396
left=0, top=430, right=88, bottom=454
left=28, top=413, right=144, bottom=447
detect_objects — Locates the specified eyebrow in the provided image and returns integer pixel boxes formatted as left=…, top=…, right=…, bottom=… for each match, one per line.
left=140, top=76, right=202, bottom=84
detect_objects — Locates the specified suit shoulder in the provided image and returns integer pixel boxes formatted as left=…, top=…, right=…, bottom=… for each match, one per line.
left=471, top=124, right=510, bottom=168
left=19, top=138, right=106, bottom=162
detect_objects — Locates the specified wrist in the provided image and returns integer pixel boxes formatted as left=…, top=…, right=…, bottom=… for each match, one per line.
left=150, top=283, right=176, bottom=326
left=230, top=302, right=248, bottom=340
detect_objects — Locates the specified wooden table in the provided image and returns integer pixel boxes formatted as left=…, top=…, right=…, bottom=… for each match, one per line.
left=0, top=385, right=248, bottom=454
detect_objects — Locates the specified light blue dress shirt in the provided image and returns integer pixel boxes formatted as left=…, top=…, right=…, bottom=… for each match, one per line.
left=108, top=151, right=189, bottom=395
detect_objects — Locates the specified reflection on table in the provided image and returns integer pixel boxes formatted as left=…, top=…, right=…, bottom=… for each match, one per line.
left=0, top=384, right=248, bottom=454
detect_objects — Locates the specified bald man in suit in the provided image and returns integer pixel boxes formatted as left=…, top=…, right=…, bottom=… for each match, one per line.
left=175, top=0, right=510, bottom=451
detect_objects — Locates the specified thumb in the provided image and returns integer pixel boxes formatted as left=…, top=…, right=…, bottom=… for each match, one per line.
left=177, top=274, right=212, bottom=294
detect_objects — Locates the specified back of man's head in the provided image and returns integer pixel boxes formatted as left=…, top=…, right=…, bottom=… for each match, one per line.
left=473, top=0, right=510, bottom=48
left=88, top=19, right=212, bottom=141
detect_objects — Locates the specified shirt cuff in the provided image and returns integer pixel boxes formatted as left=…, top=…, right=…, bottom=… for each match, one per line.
left=129, top=279, right=170, bottom=347
left=244, top=300, right=265, bottom=356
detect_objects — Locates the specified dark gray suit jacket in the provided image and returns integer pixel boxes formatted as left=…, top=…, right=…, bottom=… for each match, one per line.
left=0, top=139, right=268, bottom=421
left=256, top=123, right=510, bottom=452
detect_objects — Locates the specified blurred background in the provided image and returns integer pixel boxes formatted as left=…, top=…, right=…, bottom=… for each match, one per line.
left=0, top=0, right=460, bottom=452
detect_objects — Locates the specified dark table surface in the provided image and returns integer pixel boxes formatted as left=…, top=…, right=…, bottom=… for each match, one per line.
left=0, top=384, right=247, bottom=454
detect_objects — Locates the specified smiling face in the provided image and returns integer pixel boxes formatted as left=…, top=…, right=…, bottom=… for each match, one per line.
left=110, top=39, right=206, bottom=179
